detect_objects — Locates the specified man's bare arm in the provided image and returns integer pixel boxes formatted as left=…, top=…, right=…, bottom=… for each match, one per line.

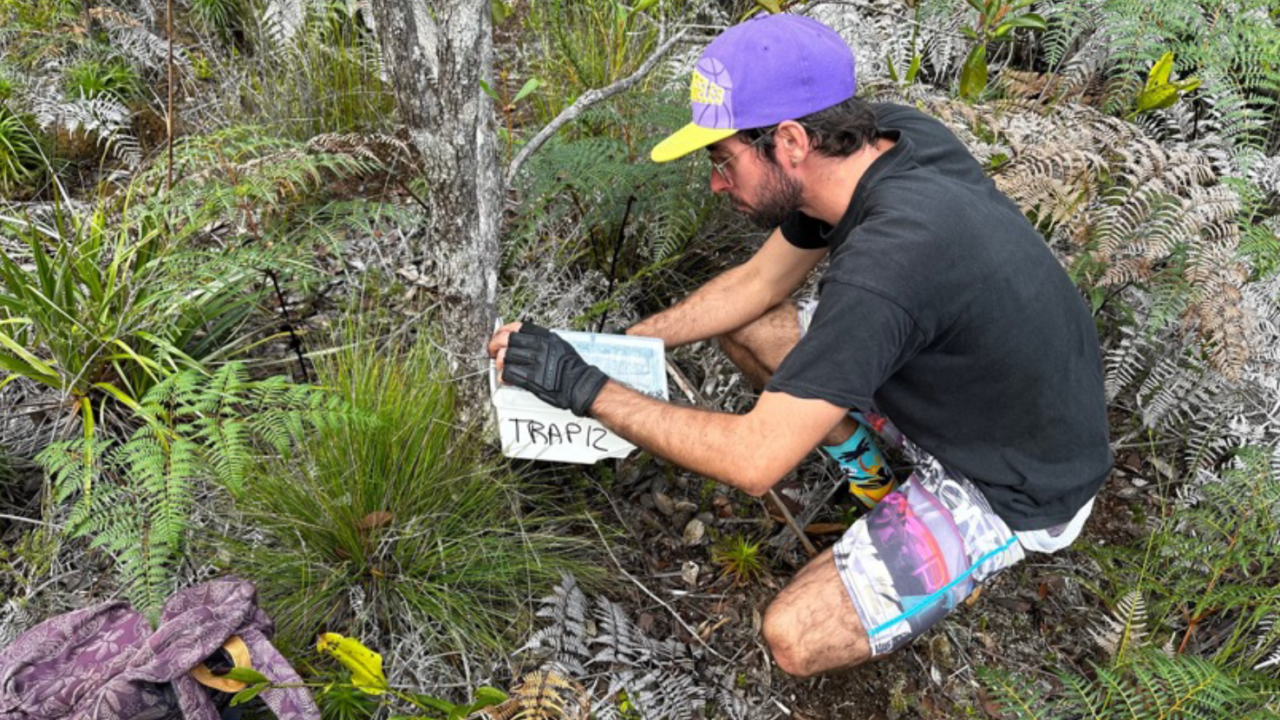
left=628, top=228, right=825, bottom=347
left=589, top=380, right=847, bottom=496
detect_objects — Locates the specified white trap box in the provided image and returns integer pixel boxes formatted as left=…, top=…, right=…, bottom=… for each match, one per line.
left=489, top=330, right=668, bottom=464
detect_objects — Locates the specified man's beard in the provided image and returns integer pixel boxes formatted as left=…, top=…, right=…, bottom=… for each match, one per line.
left=738, top=161, right=804, bottom=229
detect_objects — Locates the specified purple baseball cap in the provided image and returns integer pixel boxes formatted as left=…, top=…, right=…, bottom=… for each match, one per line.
left=651, top=14, right=856, bottom=163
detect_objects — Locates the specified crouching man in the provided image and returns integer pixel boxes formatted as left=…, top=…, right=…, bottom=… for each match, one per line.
left=488, top=14, right=1111, bottom=676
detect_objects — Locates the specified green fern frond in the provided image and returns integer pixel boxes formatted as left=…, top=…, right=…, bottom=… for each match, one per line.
left=983, top=651, right=1274, bottom=717
left=35, top=363, right=359, bottom=621
left=975, top=667, right=1050, bottom=719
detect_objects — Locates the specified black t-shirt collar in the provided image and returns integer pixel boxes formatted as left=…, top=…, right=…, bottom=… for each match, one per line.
left=818, top=130, right=915, bottom=250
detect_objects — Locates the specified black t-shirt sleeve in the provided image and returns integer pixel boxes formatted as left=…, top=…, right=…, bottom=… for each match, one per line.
left=779, top=213, right=830, bottom=250
left=765, top=280, right=924, bottom=409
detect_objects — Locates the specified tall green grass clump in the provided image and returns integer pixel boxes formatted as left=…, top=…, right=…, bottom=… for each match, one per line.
left=223, top=329, right=595, bottom=656
left=520, top=0, right=691, bottom=124
left=234, top=2, right=393, bottom=138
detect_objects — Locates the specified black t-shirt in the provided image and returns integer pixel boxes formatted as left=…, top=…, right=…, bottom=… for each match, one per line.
left=767, top=103, right=1112, bottom=531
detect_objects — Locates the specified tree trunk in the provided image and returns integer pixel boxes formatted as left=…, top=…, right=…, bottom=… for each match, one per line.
left=366, top=0, right=501, bottom=411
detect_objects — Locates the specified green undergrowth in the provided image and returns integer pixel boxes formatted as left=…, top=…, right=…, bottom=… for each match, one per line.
left=219, top=326, right=599, bottom=658
left=517, top=0, right=693, bottom=125
left=231, top=0, right=394, bottom=138
left=984, top=445, right=1280, bottom=715
left=981, top=649, right=1279, bottom=718
left=506, top=92, right=739, bottom=328
left=37, top=364, right=347, bottom=620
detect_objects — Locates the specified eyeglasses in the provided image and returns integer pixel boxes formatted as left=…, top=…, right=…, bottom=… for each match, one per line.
left=709, top=131, right=774, bottom=186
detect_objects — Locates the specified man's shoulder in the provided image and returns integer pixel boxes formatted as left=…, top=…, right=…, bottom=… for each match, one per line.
left=870, top=102, right=950, bottom=137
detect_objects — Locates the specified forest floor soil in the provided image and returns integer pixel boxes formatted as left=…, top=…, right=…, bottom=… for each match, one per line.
left=596, top=456, right=1150, bottom=719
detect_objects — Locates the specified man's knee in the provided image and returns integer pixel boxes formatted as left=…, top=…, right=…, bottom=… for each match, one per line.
left=721, top=301, right=797, bottom=350
left=762, top=592, right=871, bottom=678
left=761, top=602, right=812, bottom=677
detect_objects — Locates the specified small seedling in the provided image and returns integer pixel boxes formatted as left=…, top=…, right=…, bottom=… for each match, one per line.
left=711, top=533, right=766, bottom=585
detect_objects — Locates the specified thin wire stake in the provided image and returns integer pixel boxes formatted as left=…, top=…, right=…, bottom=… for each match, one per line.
left=165, top=0, right=174, bottom=193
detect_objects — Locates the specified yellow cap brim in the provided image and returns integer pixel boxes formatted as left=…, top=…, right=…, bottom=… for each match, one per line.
left=651, top=123, right=738, bottom=163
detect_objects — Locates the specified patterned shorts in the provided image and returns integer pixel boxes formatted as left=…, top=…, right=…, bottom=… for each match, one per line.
left=795, top=298, right=1050, bottom=656
left=833, top=437, right=1026, bottom=656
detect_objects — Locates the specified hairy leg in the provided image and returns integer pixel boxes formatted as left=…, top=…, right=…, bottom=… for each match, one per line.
left=718, top=302, right=858, bottom=446
left=762, top=547, right=872, bottom=676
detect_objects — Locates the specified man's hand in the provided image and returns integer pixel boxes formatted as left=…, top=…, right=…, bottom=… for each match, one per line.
left=489, top=322, right=608, bottom=417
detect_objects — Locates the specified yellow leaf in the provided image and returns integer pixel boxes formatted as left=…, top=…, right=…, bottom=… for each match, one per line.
left=1135, top=84, right=1180, bottom=114
left=317, top=633, right=388, bottom=695
left=1146, top=51, right=1175, bottom=92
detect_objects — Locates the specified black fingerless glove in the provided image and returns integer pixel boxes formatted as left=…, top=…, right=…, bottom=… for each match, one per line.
left=502, top=322, right=608, bottom=417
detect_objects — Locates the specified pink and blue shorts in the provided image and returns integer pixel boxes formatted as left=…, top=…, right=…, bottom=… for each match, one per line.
left=796, top=298, right=1088, bottom=656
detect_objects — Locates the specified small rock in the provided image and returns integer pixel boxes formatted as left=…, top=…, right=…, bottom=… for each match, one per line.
left=683, top=518, right=706, bottom=546
left=929, top=633, right=955, bottom=670
left=716, top=502, right=734, bottom=518
left=672, top=509, right=694, bottom=531
left=653, top=492, right=676, bottom=517
left=637, top=612, right=656, bottom=632
left=696, top=511, right=715, bottom=527
left=1131, top=477, right=1150, bottom=487
left=674, top=474, right=689, bottom=490
left=637, top=509, right=663, bottom=530
left=674, top=500, right=698, bottom=513
left=652, top=476, right=668, bottom=496
left=639, top=493, right=655, bottom=510
left=681, top=560, right=700, bottom=587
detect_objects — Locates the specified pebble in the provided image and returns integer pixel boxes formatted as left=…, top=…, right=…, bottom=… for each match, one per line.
left=653, top=492, right=676, bottom=517
left=637, top=509, right=663, bottom=531
left=681, top=560, right=700, bottom=587
left=713, top=495, right=734, bottom=518
left=683, top=518, right=706, bottom=546
left=673, top=509, right=694, bottom=531
left=639, top=493, right=655, bottom=510
left=696, top=511, right=715, bottom=527
left=674, top=500, right=698, bottom=513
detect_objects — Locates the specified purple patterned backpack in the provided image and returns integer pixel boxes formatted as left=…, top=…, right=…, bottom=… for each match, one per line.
left=0, top=578, right=319, bottom=720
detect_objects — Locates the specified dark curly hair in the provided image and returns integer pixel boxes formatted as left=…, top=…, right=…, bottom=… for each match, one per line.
left=737, top=96, right=879, bottom=163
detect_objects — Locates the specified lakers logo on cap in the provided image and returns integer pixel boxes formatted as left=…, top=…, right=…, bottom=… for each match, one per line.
left=690, top=71, right=725, bottom=106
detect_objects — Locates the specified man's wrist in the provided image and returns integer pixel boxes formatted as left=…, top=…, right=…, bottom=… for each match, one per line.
left=570, top=365, right=608, bottom=417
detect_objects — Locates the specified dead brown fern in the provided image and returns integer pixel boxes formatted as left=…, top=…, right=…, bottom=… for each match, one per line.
left=305, top=130, right=422, bottom=176
left=471, top=669, right=590, bottom=720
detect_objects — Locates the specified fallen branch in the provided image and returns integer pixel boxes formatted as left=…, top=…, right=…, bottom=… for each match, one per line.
left=504, top=29, right=690, bottom=187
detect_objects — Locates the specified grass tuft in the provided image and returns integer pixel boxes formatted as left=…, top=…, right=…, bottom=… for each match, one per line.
left=222, top=325, right=598, bottom=657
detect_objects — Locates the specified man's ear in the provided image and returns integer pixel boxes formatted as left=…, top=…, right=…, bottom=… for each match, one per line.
left=774, top=121, right=810, bottom=167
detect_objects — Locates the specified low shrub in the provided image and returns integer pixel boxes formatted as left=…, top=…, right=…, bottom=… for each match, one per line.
left=0, top=200, right=260, bottom=428
left=63, top=58, right=141, bottom=102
